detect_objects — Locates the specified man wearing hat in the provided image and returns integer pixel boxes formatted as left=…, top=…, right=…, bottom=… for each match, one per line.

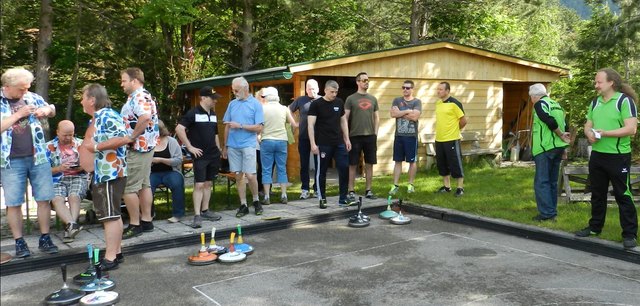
left=175, top=86, right=223, bottom=228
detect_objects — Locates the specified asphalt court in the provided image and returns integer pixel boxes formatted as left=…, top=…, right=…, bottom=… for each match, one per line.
left=2, top=214, right=640, bottom=305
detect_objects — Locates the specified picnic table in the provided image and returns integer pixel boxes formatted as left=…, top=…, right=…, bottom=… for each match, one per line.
left=559, top=164, right=640, bottom=202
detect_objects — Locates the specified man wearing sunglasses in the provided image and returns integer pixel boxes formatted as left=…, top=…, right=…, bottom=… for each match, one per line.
left=389, top=80, right=422, bottom=195
left=345, top=72, right=379, bottom=202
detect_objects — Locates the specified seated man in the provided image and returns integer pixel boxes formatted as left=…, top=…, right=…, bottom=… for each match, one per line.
left=46, top=120, right=88, bottom=243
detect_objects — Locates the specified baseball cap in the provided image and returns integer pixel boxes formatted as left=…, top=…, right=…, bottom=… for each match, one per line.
left=200, top=86, right=222, bottom=99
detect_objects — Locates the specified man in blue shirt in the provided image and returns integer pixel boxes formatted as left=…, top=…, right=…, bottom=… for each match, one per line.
left=223, top=77, right=265, bottom=217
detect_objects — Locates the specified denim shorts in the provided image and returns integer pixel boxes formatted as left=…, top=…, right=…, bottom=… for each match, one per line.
left=1, top=157, right=55, bottom=206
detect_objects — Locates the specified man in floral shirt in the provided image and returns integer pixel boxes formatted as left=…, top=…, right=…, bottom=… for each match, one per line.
left=80, top=83, right=130, bottom=271
left=119, top=67, right=159, bottom=239
left=46, top=120, right=88, bottom=243
left=0, top=67, right=57, bottom=258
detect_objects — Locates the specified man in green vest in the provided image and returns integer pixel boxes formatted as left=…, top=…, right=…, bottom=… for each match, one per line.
left=529, top=83, right=570, bottom=222
left=576, top=68, right=638, bottom=250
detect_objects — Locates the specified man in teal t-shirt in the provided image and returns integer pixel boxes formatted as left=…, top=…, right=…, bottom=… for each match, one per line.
left=529, top=83, right=570, bottom=222
left=576, top=68, right=638, bottom=250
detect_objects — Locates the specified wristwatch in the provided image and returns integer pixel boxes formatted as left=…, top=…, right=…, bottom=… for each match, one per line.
left=94, top=143, right=98, bottom=152
left=128, top=135, right=136, bottom=141
left=240, top=124, right=244, bottom=129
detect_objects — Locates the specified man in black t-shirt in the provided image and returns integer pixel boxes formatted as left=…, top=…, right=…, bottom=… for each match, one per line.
left=176, top=86, right=223, bottom=228
left=289, top=79, right=319, bottom=199
left=308, top=80, right=352, bottom=209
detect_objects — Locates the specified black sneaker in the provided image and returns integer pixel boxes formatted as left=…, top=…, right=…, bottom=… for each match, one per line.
left=236, top=204, right=249, bottom=218
left=436, top=186, right=451, bottom=193
left=99, top=258, right=119, bottom=271
left=15, top=239, right=31, bottom=258
left=347, top=191, right=356, bottom=203
left=253, top=201, right=263, bottom=216
left=201, top=210, right=222, bottom=221
left=38, top=234, right=59, bottom=254
left=575, top=227, right=601, bottom=237
left=319, top=199, right=327, bottom=209
left=141, top=220, right=154, bottom=232
left=116, top=253, right=125, bottom=263
left=67, top=222, right=83, bottom=240
left=532, top=214, right=556, bottom=222
left=365, top=190, right=376, bottom=199
left=455, top=188, right=464, bottom=197
left=122, top=225, right=143, bottom=240
left=622, top=237, right=637, bottom=250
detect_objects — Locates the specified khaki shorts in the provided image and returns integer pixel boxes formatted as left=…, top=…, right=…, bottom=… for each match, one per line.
left=124, top=150, right=153, bottom=194
left=92, top=177, right=126, bottom=222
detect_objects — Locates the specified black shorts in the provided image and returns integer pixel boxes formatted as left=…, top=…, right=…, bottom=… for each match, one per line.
left=92, top=177, right=126, bottom=222
left=435, top=140, right=464, bottom=178
left=349, top=135, right=377, bottom=165
left=194, top=158, right=220, bottom=183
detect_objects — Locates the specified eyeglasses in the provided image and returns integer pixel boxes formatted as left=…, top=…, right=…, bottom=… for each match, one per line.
left=359, top=79, right=369, bottom=83
left=402, top=86, right=413, bottom=90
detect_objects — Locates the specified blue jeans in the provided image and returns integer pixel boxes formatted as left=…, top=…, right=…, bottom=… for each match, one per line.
left=533, top=148, right=564, bottom=218
left=316, top=144, right=349, bottom=202
left=260, top=139, right=288, bottom=184
left=150, top=171, right=185, bottom=218
left=1, top=157, right=54, bottom=206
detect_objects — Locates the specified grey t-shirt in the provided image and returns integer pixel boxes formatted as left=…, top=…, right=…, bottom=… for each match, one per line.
left=8, top=98, right=34, bottom=158
left=392, top=97, right=422, bottom=137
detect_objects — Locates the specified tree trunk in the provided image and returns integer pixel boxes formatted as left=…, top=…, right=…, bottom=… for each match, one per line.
left=240, top=0, right=254, bottom=72
left=410, top=0, right=421, bottom=44
left=36, top=0, right=53, bottom=138
left=36, top=0, right=52, bottom=101
left=66, top=1, right=81, bottom=120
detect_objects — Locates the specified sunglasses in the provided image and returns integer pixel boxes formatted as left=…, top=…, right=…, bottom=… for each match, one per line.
left=402, top=86, right=413, bottom=90
left=359, top=79, right=370, bottom=83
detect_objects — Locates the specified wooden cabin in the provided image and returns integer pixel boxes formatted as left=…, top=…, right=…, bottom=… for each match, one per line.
left=176, top=41, right=569, bottom=178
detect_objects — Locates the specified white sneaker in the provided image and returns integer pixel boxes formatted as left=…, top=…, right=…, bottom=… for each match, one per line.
left=300, top=190, right=310, bottom=199
left=167, top=216, right=181, bottom=223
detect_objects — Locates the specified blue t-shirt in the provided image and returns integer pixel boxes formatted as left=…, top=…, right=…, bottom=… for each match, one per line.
left=223, top=95, right=264, bottom=149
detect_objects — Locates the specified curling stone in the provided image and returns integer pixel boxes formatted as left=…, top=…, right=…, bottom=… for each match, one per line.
left=188, top=233, right=217, bottom=266
left=44, top=264, right=86, bottom=305
left=206, top=227, right=228, bottom=255
left=234, top=224, right=254, bottom=255
left=379, top=196, right=399, bottom=220
left=389, top=199, right=411, bottom=225
left=74, top=244, right=108, bottom=285
left=80, top=261, right=116, bottom=292
left=348, top=197, right=370, bottom=228
left=218, top=232, right=247, bottom=264
left=79, top=264, right=119, bottom=305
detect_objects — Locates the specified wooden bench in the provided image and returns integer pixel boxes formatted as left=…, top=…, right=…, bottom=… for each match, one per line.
left=560, top=165, right=640, bottom=202
left=420, top=132, right=501, bottom=168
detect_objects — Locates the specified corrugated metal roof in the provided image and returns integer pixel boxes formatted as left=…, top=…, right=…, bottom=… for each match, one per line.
left=177, top=66, right=293, bottom=90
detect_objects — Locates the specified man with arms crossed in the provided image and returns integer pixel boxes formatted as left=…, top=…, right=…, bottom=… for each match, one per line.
left=389, top=80, right=422, bottom=195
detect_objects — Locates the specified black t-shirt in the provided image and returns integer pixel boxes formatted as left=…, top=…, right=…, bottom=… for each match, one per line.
left=308, top=97, right=345, bottom=146
left=8, top=98, right=34, bottom=158
left=179, top=105, right=220, bottom=160
left=151, top=146, right=173, bottom=173
left=289, top=95, right=314, bottom=140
